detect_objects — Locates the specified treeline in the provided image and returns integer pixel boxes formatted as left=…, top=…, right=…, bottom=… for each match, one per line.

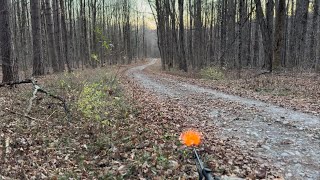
left=0, top=0, right=153, bottom=83
left=149, top=0, right=320, bottom=73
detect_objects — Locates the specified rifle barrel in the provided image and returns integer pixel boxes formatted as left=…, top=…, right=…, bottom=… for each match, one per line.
left=193, top=148, right=214, bottom=180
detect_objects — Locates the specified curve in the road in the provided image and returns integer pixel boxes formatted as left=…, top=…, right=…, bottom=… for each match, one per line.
left=127, top=59, right=320, bottom=180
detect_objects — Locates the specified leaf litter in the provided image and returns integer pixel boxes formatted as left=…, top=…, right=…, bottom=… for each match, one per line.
left=126, top=59, right=320, bottom=179
left=0, top=61, right=289, bottom=179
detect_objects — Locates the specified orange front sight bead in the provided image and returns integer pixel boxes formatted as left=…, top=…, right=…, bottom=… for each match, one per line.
left=180, top=130, right=201, bottom=147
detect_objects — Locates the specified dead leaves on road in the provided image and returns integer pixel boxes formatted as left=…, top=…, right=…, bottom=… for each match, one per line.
left=122, top=76, right=283, bottom=179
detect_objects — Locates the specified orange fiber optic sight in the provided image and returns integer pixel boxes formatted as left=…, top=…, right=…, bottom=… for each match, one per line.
left=180, top=130, right=219, bottom=180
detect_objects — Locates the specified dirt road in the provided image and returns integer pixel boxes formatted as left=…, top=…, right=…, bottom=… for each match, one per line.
left=126, top=59, right=320, bottom=180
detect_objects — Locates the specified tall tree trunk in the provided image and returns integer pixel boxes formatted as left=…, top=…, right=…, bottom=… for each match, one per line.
left=169, top=0, right=180, bottom=68
left=310, top=0, right=319, bottom=68
left=68, top=0, right=75, bottom=68
left=273, top=0, right=286, bottom=69
left=45, top=0, right=59, bottom=72
left=294, top=0, right=309, bottom=67
left=30, top=0, right=44, bottom=76
left=59, top=0, right=71, bottom=72
left=142, top=15, right=147, bottom=59
left=20, top=0, right=28, bottom=74
left=254, top=0, right=273, bottom=72
left=53, top=0, right=63, bottom=71
left=194, top=0, right=203, bottom=68
left=0, top=0, right=15, bottom=82
left=266, top=0, right=274, bottom=70
left=220, top=0, right=227, bottom=67
left=188, top=0, right=194, bottom=68
left=253, top=20, right=260, bottom=67
left=124, top=0, right=131, bottom=64
left=178, top=0, right=187, bottom=72
left=316, top=0, right=320, bottom=71
left=247, top=0, right=253, bottom=67
left=238, top=0, right=245, bottom=77
left=288, top=0, right=296, bottom=67
left=91, top=0, right=97, bottom=67
left=41, top=0, right=49, bottom=73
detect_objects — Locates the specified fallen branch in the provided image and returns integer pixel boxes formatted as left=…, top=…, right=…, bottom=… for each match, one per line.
left=37, top=87, right=71, bottom=120
left=26, top=83, right=41, bottom=114
left=1, top=78, right=71, bottom=120
left=26, top=78, right=71, bottom=120
left=5, top=108, right=44, bottom=122
left=0, top=79, right=32, bottom=87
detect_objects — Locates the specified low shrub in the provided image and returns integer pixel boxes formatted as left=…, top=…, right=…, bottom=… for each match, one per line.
left=200, top=67, right=225, bottom=80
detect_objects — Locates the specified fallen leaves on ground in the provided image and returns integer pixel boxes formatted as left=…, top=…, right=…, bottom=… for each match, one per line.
left=0, top=63, right=282, bottom=179
left=146, top=61, right=320, bottom=117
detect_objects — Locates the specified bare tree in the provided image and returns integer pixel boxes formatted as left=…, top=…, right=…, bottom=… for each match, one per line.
left=30, top=0, right=45, bottom=76
left=53, top=0, right=63, bottom=71
left=0, top=0, right=15, bottom=82
left=310, top=0, right=319, bottom=68
left=293, top=0, right=310, bottom=67
left=178, top=0, right=187, bottom=71
left=59, top=0, right=71, bottom=72
left=254, top=0, right=273, bottom=72
left=274, top=0, right=286, bottom=69
left=44, top=0, right=59, bottom=72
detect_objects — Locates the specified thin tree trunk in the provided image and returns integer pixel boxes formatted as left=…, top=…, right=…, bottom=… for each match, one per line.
left=238, top=0, right=244, bottom=77
left=178, top=0, right=187, bottom=72
left=220, top=0, right=227, bottom=67
left=253, top=20, right=260, bottom=67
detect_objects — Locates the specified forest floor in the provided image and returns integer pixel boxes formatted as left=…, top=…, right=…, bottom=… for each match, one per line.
left=137, top=59, right=320, bottom=179
left=0, top=59, right=319, bottom=179
left=0, top=62, right=267, bottom=180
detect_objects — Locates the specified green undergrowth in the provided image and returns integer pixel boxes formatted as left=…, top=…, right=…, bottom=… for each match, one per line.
left=50, top=68, right=132, bottom=123
left=200, top=67, right=225, bottom=80
left=43, top=68, right=145, bottom=178
left=43, top=69, right=198, bottom=179
left=45, top=68, right=197, bottom=179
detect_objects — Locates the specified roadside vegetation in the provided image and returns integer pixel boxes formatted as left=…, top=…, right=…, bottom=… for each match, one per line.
left=146, top=60, right=320, bottom=117
left=0, top=65, right=284, bottom=179
left=0, top=67, right=138, bottom=178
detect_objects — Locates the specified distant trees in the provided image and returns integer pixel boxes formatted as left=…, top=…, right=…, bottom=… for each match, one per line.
left=150, top=0, right=319, bottom=73
left=0, top=0, right=155, bottom=82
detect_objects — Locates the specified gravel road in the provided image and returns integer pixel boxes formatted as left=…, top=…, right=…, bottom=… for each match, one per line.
left=126, top=59, right=320, bottom=180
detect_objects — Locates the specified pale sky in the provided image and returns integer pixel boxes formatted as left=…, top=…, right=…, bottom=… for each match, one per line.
left=135, top=0, right=157, bottom=29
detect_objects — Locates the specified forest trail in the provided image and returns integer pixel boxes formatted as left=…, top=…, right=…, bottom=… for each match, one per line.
left=126, top=59, right=320, bottom=180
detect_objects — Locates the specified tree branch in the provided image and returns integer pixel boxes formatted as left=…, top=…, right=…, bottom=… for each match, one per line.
left=0, top=79, right=32, bottom=87
left=5, top=108, right=44, bottom=122
left=1, top=78, right=71, bottom=120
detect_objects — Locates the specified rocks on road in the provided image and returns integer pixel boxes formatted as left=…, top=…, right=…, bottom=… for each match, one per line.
left=126, top=59, right=320, bottom=180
